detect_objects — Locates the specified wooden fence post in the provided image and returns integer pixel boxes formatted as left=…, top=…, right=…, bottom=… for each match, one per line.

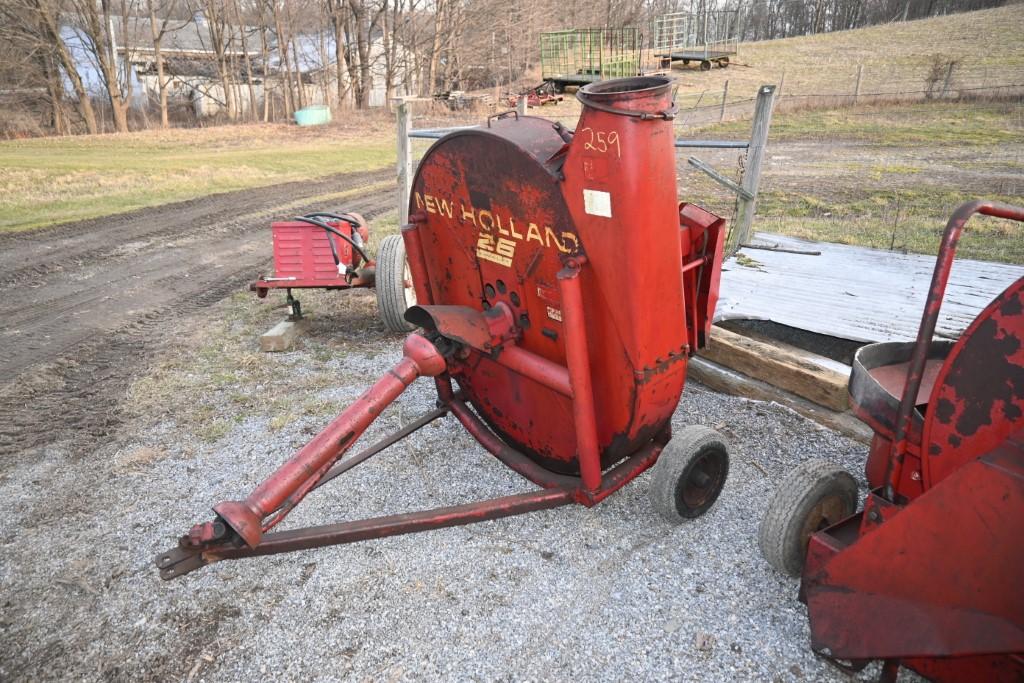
left=854, top=64, right=864, bottom=104
left=940, top=61, right=955, bottom=98
left=729, top=84, right=777, bottom=255
left=720, top=79, right=729, bottom=122
left=396, top=98, right=413, bottom=226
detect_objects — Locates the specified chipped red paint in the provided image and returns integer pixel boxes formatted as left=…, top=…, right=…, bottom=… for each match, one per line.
left=923, top=281, right=1024, bottom=488
left=409, top=76, right=704, bottom=472
left=156, top=76, right=726, bottom=580
left=800, top=201, right=1024, bottom=681
left=884, top=201, right=1024, bottom=499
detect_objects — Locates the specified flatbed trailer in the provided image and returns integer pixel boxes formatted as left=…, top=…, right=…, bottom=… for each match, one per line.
left=654, top=10, right=739, bottom=71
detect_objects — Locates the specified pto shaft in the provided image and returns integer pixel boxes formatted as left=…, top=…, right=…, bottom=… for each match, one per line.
left=201, top=334, right=447, bottom=548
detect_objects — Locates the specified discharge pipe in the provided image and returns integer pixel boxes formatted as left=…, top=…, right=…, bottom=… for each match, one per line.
left=192, top=334, right=447, bottom=548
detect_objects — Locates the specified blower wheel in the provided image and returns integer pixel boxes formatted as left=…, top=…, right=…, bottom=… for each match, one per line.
left=650, top=425, right=730, bottom=523
left=758, top=459, right=858, bottom=577
left=376, top=234, right=417, bottom=333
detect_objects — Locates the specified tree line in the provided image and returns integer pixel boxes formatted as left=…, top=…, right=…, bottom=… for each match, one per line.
left=0, top=0, right=1009, bottom=137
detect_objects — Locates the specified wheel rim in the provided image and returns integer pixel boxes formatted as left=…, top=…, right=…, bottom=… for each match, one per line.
left=402, top=260, right=417, bottom=309
left=798, top=494, right=848, bottom=548
left=677, top=448, right=727, bottom=511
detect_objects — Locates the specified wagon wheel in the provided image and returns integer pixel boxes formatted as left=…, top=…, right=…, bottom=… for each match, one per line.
left=700, top=60, right=712, bottom=71
left=682, top=59, right=690, bottom=66
left=650, top=425, right=730, bottom=522
left=759, top=460, right=858, bottom=577
left=718, top=57, right=729, bottom=68
left=376, top=234, right=417, bottom=333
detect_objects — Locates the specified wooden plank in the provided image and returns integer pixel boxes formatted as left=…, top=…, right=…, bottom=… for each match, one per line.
left=698, top=326, right=850, bottom=411
left=687, top=156, right=753, bottom=200
left=689, top=357, right=873, bottom=444
left=260, top=319, right=308, bottom=353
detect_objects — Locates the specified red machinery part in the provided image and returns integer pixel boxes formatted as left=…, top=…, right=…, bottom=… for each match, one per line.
left=409, top=78, right=692, bottom=477
left=793, top=201, right=1024, bottom=682
left=251, top=213, right=373, bottom=294
left=156, top=76, right=728, bottom=581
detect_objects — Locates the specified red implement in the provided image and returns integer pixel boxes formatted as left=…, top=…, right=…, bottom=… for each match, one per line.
left=762, top=201, right=1024, bottom=682
left=157, top=77, right=729, bottom=581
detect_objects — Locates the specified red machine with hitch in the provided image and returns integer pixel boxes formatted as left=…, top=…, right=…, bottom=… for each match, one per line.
left=507, top=82, right=564, bottom=109
left=250, top=211, right=416, bottom=333
left=156, top=76, right=731, bottom=580
left=759, top=200, right=1024, bottom=682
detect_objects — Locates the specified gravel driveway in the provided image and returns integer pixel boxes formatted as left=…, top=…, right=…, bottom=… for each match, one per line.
left=1, top=323, right=886, bottom=681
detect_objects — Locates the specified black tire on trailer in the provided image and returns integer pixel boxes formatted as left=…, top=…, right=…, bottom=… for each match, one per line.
left=650, top=425, right=730, bottom=523
left=682, top=59, right=690, bottom=65
left=758, top=460, right=859, bottom=577
left=375, top=234, right=417, bottom=333
left=700, top=60, right=712, bottom=71
left=719, top=57, right=730, bottom=68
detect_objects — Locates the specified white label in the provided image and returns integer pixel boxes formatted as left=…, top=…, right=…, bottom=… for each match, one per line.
left=583, top=189, right=612, bottom=218
left=546, top=306, right=563, bottom=322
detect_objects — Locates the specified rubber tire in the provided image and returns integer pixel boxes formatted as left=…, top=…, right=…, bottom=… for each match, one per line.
left=759, top=460, right=858, bottom=577
left=650, top=425, right=730, bottom=523
left=376, top=234, right=416, bottom=333
left=700, top=60, right=712, bottom=71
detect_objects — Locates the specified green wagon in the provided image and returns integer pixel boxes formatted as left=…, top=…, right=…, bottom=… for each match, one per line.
left=540, top=28, right=643, bottom=91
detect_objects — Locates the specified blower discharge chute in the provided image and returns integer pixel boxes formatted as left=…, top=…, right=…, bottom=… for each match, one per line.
left=157, top=77, right=730, bottom=579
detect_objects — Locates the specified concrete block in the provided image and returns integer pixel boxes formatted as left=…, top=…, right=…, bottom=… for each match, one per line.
left=260, top=319, right=307, bottom=352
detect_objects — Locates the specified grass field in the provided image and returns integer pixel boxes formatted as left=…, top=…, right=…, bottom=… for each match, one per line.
left=0, top=121, right=394, bottom=232
left=687, top=100, right=1024, bottom=264
left=670, top=4, right=1024, bottom=108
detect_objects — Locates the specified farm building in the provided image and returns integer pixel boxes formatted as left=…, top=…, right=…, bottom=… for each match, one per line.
left=58, top=11, right=414, bottom=118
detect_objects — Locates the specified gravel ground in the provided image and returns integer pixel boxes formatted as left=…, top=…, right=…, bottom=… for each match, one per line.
left=1, top=297, right=902, bottom=682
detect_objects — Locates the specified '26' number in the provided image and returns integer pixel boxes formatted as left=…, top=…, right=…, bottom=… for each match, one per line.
left=581, top=127, right=621, bottom=158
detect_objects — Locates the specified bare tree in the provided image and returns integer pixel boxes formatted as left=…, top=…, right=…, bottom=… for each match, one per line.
left=229, top=0, right=259, bottom=119
left=66, top=0, right=139, bottom=132
left=25, top=0, right=101, bottom=133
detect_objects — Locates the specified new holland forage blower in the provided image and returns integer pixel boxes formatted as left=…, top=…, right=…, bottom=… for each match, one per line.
left=759, top=201, right=1024, bottom=682
left=156, top=76, right=731, bottom=580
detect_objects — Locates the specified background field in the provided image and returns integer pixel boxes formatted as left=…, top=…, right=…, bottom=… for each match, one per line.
left=0, top=120, right=393, bottom=232
left=687, top=100, right=1024, bottom=264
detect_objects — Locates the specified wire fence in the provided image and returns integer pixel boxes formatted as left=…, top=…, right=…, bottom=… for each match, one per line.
left=673, top=61, right=1024, bottom=129
left=398, top=58, right=1023, bottom=262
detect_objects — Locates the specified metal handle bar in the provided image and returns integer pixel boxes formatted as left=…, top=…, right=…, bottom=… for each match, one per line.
left=303, top=211, right=361, bottom=227
left=575, top=90, right=678, bottom=120
left=486, top=110, right=519, bottom=127
left=884, top=200, right=1024, bottom=501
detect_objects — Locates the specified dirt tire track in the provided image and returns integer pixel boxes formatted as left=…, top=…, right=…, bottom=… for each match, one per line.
left=0, top=168, right=393, bottom=288
left=0, top=169, right=397, bottom=460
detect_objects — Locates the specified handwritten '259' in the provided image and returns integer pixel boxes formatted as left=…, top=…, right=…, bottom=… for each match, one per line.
left=580, top=127, right=621, bottom=158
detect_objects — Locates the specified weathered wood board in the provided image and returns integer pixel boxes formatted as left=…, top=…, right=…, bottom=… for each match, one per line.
left=698, top=326, right=850, bottom=411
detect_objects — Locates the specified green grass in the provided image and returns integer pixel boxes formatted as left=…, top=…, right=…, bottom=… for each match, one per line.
left=687, top=100, right=1024, bottom=264
left=755, top=191, right=1024, bottom=264
left=0, top=123, right=394, bottom=232
left=705, top=101, right=1024, bottom=146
